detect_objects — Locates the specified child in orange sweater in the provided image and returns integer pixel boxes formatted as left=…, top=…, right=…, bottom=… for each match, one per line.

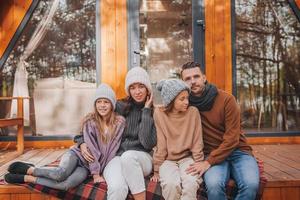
left=151, top=79, right=204, bottom=200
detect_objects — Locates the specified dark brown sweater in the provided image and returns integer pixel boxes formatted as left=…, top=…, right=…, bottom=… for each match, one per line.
left=197, top=89, right=252, bottom=165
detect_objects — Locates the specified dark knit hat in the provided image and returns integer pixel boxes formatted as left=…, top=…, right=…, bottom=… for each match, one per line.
left=94, top=83, right=116, bottom=110
left=156, top=79, right=190, bottom=107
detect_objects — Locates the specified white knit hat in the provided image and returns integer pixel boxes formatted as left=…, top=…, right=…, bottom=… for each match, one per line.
left=125, top=67, right=152, bottom=95
left=156, top=79, right=190, bottom=107
left=94, top=83, right=116, bottom=110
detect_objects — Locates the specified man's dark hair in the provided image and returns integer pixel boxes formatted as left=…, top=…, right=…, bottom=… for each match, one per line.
left=181, top=61, right=204, bottom=76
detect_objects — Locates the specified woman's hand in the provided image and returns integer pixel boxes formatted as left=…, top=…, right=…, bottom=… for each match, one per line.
left=93, top=174, right=105, bottom=183
left=144, top=92, right=153, bottom=108
left=150, top=173, right=160, bottom=182
left=80, top=143, right=94, bottom=162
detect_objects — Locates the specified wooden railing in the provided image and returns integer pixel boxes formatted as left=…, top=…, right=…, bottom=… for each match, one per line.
left=0, top=97, right=29, bottom=154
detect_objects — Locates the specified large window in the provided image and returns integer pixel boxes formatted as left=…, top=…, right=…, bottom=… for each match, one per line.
left=0, top=0, right=97, bottom=135
left=235, top=1, right=300, bottom=132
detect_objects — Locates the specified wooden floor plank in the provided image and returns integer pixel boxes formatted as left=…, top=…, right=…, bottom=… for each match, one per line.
left=253, top=145, right=300, bottom=163
left=0, top=149, right=43, bottom=178
left=35, top=149, right=66, bottom=167
left=25, top=149, right=56, bottom=167
left=254, top=151, right=298, bottom=181
left=0, top=149, right=67, bottom=180
left=0, top=151, right=21, bottom=166
left=253, top=145, right=300, bottom=171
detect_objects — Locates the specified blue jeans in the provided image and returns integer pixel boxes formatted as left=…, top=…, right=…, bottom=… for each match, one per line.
left=203, top=150, right=259, bottom=200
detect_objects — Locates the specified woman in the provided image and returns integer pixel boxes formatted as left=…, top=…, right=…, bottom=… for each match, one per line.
left=151, top=79, right=204, bottom=200
left=5, top=83, right=125, bottom=190
left=75, top=67, right=156, bottom=200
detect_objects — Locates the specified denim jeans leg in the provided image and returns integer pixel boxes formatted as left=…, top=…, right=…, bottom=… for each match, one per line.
left=229, top=150, right=259, bottom=200
left=203, top=160, right=230, bottom=200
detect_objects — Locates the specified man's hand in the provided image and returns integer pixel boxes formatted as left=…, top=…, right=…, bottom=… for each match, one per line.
left=185, top=161, right=211, bottom=176
left=80, top=143, right=94, bottom=162
left=93, top=174, right=105, bottom=183
left=150, top=173, right=160, bottom=182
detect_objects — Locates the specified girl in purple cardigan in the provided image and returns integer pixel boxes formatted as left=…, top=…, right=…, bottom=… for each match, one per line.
left=5, top=83, right=125, bottom=190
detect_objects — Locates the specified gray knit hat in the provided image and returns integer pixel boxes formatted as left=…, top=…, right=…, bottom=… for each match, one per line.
left=94, top=83, right=116, bottom=110
left=156, top=79, right=190, bottom=107
left=125, top=67, right=152, bottom=95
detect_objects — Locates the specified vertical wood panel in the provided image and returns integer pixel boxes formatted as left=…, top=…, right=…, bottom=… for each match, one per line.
left=115, top=0, right=127, bottom=98
left=280, top=187, right=300, bottom=200
left=296, top=0, right=300, bottom=9
left=205, top=0, right=215, bottom=85
left=204, top=0, right=232, bottom=93
left=11, top=194, right=30, bottom=200
left=0, top=0, right=32, bottom=58
left=262, top=188, right=281, bottom=200
left=101, top=0, right=116, bottom=89
left=214, top=0, right=226, bottom=90
left=0, top=194, right=11, bottom=200
left=101, top=0, right=127, bottom=98
left=224, top=0, right=232, bottom=93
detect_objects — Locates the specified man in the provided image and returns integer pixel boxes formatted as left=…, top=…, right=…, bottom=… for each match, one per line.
left=182, top=62, right=259, bottom=200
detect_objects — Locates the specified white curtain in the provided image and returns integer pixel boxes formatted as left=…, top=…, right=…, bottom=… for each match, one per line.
left=10, top=0, right=60, bottom=125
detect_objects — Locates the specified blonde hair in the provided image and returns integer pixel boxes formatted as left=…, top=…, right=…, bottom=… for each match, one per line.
left=81, top=103, right=118, bottom=143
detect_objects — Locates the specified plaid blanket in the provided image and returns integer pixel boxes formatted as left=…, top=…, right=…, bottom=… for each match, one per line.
left=23, top=158, right=267, bottom=200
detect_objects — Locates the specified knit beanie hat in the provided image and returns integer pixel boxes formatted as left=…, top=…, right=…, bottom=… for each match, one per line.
left=94, top=83, right=117, bottom=110
left=156, top=79, right=190, bottom=107
left=125, top=67, right=152, bottom=96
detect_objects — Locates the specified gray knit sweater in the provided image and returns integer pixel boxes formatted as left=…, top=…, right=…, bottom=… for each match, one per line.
left=74, top=100, right=157, bottom=156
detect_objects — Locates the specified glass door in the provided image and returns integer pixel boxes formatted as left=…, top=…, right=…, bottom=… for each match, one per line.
left=128, top=0, right=204, bottom=103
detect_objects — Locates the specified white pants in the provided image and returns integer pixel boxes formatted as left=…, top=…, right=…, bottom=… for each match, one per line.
left=103, top=150, right=152, bottom=200
left=159, top=157, right=202, bottom=200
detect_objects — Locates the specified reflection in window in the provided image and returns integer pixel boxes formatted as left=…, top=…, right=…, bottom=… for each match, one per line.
left=139, top=0, right=192, bottom=103
left=236, top=1, right=300, bottom=132
left=0, top=0, right=96, bottom=135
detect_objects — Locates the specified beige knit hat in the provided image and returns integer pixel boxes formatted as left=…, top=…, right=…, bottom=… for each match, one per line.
left=125, top=67, right=152, bottom=95
left=94, top=83, right=116, bottom=110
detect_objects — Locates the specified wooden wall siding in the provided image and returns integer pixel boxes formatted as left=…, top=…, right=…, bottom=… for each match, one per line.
left=0, top=0, right=32, bottom=58
left=247, top=136, right=300, bottom=145
left=101, top=0, right=128, bottom=98
left=0, top=186, right=59, bottom=200
left=296, top=0, right=300, bottom=9
left=205, top=0, right=232, bottom=93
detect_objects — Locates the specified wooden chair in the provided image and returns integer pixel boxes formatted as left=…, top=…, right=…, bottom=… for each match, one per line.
left=0, top=97, right=29, bottom=154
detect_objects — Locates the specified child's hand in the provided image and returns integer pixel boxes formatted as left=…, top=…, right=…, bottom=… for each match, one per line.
left=150, top=173, right=160, bottom=182
left=80, top=143, right=94, bottom=163
left=93, top=174, right=105, bottom=183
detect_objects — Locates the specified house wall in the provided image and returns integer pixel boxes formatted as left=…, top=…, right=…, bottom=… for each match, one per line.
left=0, top=0, right=32, bottom=58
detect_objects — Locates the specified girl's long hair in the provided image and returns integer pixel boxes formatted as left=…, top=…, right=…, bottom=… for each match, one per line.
left=163, top=98, right=175, bottom=114
left=81, top=104, right=118, bottom=144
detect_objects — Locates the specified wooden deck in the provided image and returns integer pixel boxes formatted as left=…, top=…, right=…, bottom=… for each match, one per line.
left=0, top=145, right=299, bottom=200
left=0, top=148, right=66, bottom=200
left=252, top=144, right=300, bottom=200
